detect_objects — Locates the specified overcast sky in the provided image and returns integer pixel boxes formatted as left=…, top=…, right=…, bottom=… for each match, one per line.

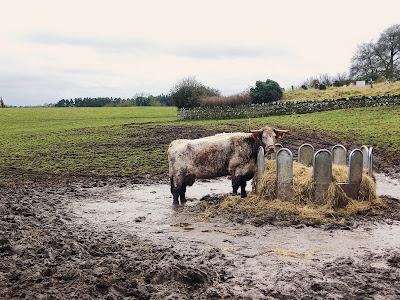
left=1, top=0, right=399, bottom=106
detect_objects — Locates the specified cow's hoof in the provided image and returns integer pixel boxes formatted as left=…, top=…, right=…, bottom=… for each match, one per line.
left=180, top=198, right=187, bottom=204
left=172, top=200, right=179, bottom=205
left=241, top=193, right=247, bottom=198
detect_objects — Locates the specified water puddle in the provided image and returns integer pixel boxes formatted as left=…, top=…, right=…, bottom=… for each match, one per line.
left=375, top=173, right=400, bottom=199
left=73, top=177, right=235, bottom=232
left=72, top=174, right=400, bottom=260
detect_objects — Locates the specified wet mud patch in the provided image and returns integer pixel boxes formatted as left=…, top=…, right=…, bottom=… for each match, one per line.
left=1, top=173, right=400, bottom=299
left=69, top=175, right=400, bottom=299
left=0, top=182, right=228, bottom=299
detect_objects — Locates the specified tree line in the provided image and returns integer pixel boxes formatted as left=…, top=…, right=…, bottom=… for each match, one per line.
left=54, top=94, right=172, bottom=107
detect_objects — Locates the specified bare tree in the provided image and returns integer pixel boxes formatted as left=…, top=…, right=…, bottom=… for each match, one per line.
left=350, top=24, right=400, bottom=80
left=300, top=76, right=319, bottom=89
left=331, top=72, right=350, bottom=86
left=350, top=42, right=381, bottom=79
left=335, top=72, right=348, bottom=82
left=375, top=24, right=400, bottom=80
left=0, top=97, right=6, bottom=108
left=318, top=73, right=333, bottom=87
left=335, top=72, right=349, bottom=84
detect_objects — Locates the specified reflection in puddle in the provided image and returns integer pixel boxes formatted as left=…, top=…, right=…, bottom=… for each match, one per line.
left=74, top=177, right=234, bottom=231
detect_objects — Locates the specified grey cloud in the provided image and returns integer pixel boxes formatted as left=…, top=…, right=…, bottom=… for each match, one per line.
left=22, top=32, right=289, bottom=59
left=172, top=43, right=289, bottom=59
left=22, top=32, right=157, bottom=52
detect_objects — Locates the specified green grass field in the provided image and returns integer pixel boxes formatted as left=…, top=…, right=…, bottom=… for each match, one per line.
left=0, top=105, right=399, bottom=183
left=251, top=106, right=400, bottom=155
left=0, top=107, right=176, bottom=181
left=0, top=107, right=177, bottom=135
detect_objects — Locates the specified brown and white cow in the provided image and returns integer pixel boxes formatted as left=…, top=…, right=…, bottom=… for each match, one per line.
left=168, top=126, right=289, bottom=204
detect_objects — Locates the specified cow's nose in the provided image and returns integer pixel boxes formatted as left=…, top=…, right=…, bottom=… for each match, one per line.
left=267, top=145, right=275, bottom=153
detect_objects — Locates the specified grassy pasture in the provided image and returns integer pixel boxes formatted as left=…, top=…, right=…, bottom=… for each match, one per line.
left=249, top=106, right=400, bottom=156
left=0, top=106, right=177, bottom=135
left=0, top=107, right=176, bottom=181
left=0, top=105, right=399, bottom=183
left=283, top=81, right=400, bottom=102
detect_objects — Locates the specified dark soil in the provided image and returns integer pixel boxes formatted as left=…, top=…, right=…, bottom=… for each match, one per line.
left=1, top=179, right=400, bottom=299
left=1, top=125, right=400, bottom=299
left=0, top=183, right=224, bottom=300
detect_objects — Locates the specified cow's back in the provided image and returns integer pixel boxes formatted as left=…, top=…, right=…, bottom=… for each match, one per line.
left=168, top=133, right=250, bottom=179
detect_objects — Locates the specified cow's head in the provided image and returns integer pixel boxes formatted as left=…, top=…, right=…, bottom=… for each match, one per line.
left=251, top=126, right=289, bottom=154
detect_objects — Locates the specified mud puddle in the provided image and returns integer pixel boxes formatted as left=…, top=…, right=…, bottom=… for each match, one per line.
left=68, top=175, right=400, bottom=298
left=72, top=174, right=400, bottom=259
left=72, top=177, right=236, bottom=232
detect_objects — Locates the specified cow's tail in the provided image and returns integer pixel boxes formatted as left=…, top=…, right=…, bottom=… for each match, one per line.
left=170, top=176, right=174, bottom=193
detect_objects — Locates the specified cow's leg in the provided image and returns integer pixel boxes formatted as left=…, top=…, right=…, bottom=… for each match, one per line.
left=172, top=189, right=180, bottom=205
left=180, top=176, right=196, bottom=204
left=240, top=172, right=253, bottom=198
left=179, top=184, right=187, bottom=204
left=240, top=176, right=247, bottom=198
left=232, top=176, right=240, bottom=196
left=171, top=177, right=180, bottom=205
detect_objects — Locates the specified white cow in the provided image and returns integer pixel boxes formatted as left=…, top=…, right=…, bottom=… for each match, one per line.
left=168, top=126, right=289, bottom=204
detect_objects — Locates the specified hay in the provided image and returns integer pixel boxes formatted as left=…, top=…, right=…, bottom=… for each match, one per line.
left=255, top=160, right=378, bottom=208
left=205, top=159, right=382, bottom=225
left=205, top=195, right=345, bottom=224
left=271, top=248, right=328, bottom=258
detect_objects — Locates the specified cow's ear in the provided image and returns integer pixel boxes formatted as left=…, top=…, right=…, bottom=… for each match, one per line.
left=274, top=129, right=290, bottom=140
left=251, top=130, right=262, bottom=141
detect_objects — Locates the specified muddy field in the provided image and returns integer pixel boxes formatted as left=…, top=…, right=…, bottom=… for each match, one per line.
left=1, top=130, right=400, bottom=299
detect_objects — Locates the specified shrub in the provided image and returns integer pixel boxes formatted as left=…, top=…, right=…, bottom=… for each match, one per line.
left=363, top=73, right=380, bottom=82
left=250, top=79, right=283, bottom=104
left=333, top=80, right=343, bottom=87
left=199, top=91, right=251, bottom=107
left=170, top=76, right=220, bottom=108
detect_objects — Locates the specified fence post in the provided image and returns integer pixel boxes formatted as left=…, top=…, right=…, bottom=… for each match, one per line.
left=368, top=147, right=373, bottom=176
left=332, top=145, right=347, bottom=165
left=256, top=146, right=265, bottom=193
left=313, top=150, right=332, bottom=205
left=276, top=148, right=293, bottom=201
left=360, top=145, right=369, bottom=169
left=339, top=149, right=363, bottom=201
left=298, top=143, right=314, bottom=167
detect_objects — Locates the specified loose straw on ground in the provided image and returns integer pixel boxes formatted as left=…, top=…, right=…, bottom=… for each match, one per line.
left=202, top=160, right=384, bottom=225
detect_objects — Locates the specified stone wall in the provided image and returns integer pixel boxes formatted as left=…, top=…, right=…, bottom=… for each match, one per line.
left=177, top=95, right=400, bottom=120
